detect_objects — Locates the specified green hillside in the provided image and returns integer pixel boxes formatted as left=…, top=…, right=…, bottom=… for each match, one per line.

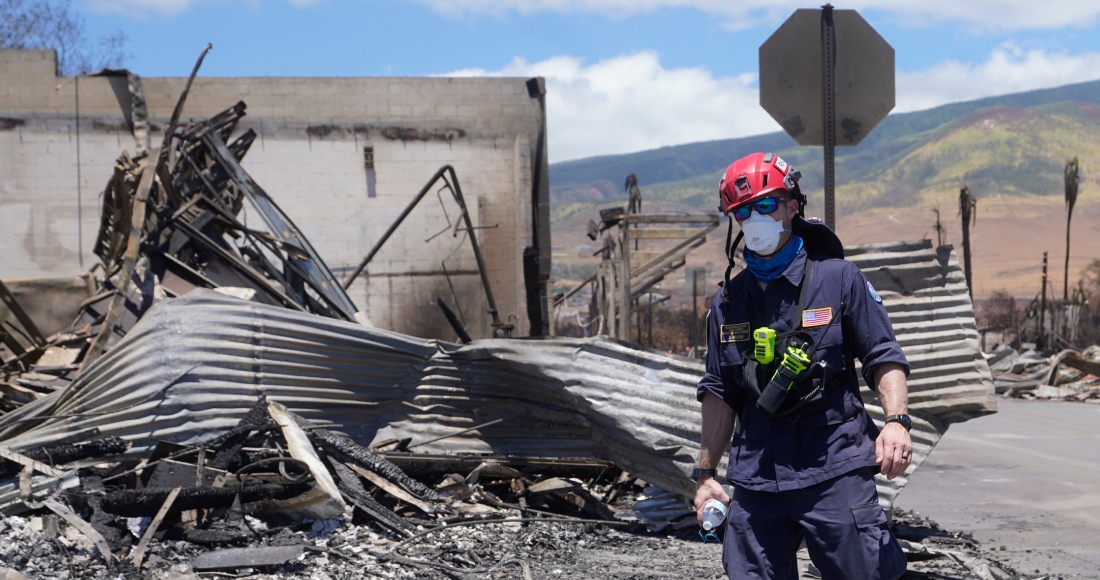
left=549, top=79, right=1100, bottom=221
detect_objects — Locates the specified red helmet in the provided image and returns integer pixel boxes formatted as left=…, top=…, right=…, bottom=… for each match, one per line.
left=719, top=152, right=802, bottom=213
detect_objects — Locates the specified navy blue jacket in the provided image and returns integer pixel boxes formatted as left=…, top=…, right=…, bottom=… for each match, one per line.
left=697, top=247, right=909, bottom=492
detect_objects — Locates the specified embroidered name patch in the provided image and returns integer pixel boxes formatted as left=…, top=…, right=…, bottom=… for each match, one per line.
left=720, top=323, right=751, bottom=343
left=802, top=307, right=833, bottom=328
left=867, top=281, right=882, bottom=303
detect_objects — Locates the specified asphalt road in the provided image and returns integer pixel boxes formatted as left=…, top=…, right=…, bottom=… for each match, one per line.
left=896, top=399, right=1100, bottom=578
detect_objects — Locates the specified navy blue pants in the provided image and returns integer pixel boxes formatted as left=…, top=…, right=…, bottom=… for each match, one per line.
left=722, top=468, right=906, bottom=580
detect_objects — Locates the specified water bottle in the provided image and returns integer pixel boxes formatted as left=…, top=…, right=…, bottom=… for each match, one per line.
left=701, top=484, right=735, bottom=531
left=701, top=500, right=727, bottom=531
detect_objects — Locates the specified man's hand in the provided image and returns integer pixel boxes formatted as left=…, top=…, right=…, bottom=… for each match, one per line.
left=696, top=393, right=735, bottom=524
left=694, top=478, right=731, bottom=525
left=873, top=363, right=911, bottom=480
left=875, top=422, right=912, bottom=479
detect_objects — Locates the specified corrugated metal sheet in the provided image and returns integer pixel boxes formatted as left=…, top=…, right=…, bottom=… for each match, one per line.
left=0, top=240, right=994, bottom=510
left=847, top=240, right=997, bottom=422
left=0, top=290, right=705, bottom=497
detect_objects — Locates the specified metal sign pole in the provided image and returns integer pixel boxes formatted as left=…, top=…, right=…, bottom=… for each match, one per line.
left=821, top=4, right=836, bottom=230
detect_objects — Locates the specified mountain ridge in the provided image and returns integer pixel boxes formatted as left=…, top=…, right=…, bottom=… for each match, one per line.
left=547, top=79, right=1100, bottom=300
left=549, top=78, right=1100, bottom=213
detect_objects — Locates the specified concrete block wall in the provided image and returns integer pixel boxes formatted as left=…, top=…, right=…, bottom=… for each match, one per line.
left=0, top=49, right=548, bottom=340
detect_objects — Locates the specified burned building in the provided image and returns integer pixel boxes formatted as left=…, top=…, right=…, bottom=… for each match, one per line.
left=0, top=49, right=550, bottom=340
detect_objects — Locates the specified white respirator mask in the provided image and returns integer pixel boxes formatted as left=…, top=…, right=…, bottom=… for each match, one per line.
left=740, top=211, right=789, bottom=255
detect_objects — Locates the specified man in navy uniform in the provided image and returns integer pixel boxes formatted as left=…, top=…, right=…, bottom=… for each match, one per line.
left=693, top=152, right=911, bottom=579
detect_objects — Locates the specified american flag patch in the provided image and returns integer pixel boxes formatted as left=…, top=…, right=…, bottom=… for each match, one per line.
left=802, top=307, right=833, bottom=328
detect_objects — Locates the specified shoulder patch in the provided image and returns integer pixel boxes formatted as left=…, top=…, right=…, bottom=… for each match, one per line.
left=867, top=280, right=882, bottom=303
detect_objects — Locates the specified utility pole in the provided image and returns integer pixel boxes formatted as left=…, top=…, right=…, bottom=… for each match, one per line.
left=1039, top=252, right=1048, bottom=350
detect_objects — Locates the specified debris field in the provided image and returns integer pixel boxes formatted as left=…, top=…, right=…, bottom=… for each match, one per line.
left=990, top=345, right=1100, bottom=403
left=0, top=402, right=1031, bottom=579
left=0, top=56, right=1051, bottom=580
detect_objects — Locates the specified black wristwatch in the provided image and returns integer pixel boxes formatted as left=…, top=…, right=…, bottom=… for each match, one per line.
left=884, top=414, right=912, bottom=431
left=691, top=466, right=717, bottom=481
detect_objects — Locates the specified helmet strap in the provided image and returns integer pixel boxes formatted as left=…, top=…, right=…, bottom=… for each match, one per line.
left=792, top=185, right=807, bottom=216
left=721, top=219, right=743, bottom=303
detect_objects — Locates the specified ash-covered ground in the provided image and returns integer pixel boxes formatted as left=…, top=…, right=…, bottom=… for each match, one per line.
left=0, top=507, right=1062, bottom=579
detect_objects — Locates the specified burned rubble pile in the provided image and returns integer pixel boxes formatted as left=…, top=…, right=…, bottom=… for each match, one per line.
left=889, top=510, right=1022, bottom=580
left=0, top=98, right=359, bottom=415
left=0, top=435, right=1032, bottom=580
left=0, top=396, right=658, bottom=578
left=988, top=344, right=1100, bottom=402
left=0, top=403, right=1025, bottom=580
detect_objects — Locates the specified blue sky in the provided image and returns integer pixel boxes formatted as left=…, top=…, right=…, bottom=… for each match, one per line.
left=77, top=0, right=1100, bottom=161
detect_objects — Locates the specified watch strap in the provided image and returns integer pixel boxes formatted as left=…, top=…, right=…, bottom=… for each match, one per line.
left=884, top=414, right=911, bottom=431
left=691, top=466, right=717, bottom=481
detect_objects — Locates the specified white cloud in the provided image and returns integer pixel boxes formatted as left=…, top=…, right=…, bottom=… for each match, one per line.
left=897, top=44, right=1100, bottom=112
left=448, top=52, right=774, bottom=162
left=453, top=46, right=1100, bottom=162
left=412, top=0, right=1100, bottom=32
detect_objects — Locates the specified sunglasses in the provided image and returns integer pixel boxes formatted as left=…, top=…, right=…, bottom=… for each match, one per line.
left=731, top=197, right=790, bottom=221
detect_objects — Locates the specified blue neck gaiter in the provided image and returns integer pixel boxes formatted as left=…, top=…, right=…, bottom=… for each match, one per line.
left=743, top=235, right=803, bottom=283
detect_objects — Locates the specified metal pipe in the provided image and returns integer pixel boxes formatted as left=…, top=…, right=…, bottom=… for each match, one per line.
left=446, top=167, right=507, bottom=337
left=554, top=274, right=596, bottom=307
left=163, top=43, right=212, bottom=170
left=75, top=75, right=83, bottom=269
left=343, top=165, right=450, bottom=290
left=343, top=165, right=508, bottom=337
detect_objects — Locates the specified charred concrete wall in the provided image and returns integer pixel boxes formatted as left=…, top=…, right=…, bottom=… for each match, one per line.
left=0, top=49, right=550, bottom=340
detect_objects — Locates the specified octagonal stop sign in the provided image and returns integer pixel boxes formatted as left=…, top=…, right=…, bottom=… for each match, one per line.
left=759, top=9, right=894, bottom=146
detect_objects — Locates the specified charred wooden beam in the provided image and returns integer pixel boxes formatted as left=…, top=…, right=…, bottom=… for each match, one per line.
left=101, top=482, right=310, bottom=517
left=307, top=427, right=445, bottom=503
left=328, top=460, right=414, bottom=536
left=0, top=446, right=64, bottom=479
left=0, top=436, right=130, bottom=479
left=380, top=452, right=617, bottom=482
left=208, top=397, right=274, bottom=470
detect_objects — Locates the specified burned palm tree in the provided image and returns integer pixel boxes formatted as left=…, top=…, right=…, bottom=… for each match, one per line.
left=1064, top=157, right=1080, bottom=302
left=624, top=172, right=642, bottom=215
left=959, top=186, right=977, bottom=298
